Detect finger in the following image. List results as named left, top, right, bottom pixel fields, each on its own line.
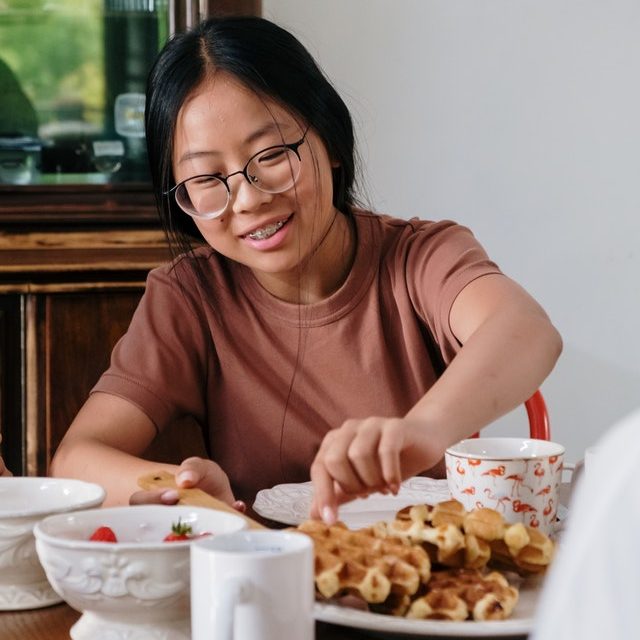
left=310, top=459, right=339, bottom=525
left=318, top=429, right=367, bottom=496
left=177, top=457, right=236, bottom=504
left=232, top=500, right=247, bottom=513
left=129, top=489, right=179, bottom=505
left=378, top=420, right=404, bottom=493
left=175, top=457, right=206, bottom=487
left=345, top=425, right=386, bottom=489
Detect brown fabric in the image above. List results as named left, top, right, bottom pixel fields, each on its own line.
left=92, top=211, right=501, bottom=504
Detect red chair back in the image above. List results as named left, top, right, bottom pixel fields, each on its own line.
left=472, top=390, right=550, bottom=440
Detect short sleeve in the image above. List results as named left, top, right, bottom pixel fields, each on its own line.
left=91, top=262, right=210, bottom=431
left=404, top=220, right=502, bottom=364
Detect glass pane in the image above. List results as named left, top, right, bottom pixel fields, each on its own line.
left=0, top=0, right=169, bottom=185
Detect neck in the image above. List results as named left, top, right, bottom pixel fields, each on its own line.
left=254, top=210, right=356, bottom=304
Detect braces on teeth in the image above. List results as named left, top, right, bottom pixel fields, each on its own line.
left=248, top=220, right=285, bottom=240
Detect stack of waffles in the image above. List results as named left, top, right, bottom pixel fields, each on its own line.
left=296, top=499, right=554, bottom=621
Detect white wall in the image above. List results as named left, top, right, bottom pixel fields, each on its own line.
left=263, top=0, right=640, bottom=463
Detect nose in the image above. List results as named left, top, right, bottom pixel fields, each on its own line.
left=228, top=172, right=273, bottom=215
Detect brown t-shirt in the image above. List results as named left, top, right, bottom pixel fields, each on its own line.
left=92, top=211, right=501, bottom=503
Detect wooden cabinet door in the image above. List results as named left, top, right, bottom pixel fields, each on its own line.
left=27, top=290, right=143, bottom=475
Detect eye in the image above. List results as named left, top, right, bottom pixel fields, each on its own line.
left=190, top=175, right=224, bottom=187
left=256, top=147, right=288, bottom=164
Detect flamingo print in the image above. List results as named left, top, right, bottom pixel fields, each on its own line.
left=483, top=488, right=511, bottom=512
left=536, top=484, right=551, bottom=496
left=529, top=515, right=540, bottom=528
left=512, top=500, right=538, bottom=513
left=533, top=462, right=545, bottom=478
left=506, top=473, right=524, bottom=497
left=543, top=499, right=554, bottom=517
left=481, top=465, right=506, bottom=478
left=462, top=486, right=476, bottom=496
left=456, top=460, right=466, bottom=475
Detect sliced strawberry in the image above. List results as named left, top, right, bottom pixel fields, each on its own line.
left=89, top=526, right=118, bottom=543
left=163, top=518, right=193, bottom=542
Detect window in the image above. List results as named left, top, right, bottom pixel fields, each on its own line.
left=0, top=0, right=169, bottom=184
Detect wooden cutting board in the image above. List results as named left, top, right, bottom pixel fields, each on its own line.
left=137, top=470, right=266, bottom=530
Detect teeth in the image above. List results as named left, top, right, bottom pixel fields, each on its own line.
left=247, top=219, right=286, bottom=240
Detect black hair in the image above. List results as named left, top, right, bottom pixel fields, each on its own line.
left=145, top=15, right=358, bottom=255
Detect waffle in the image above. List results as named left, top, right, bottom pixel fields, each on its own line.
left=406, top=568, right=519, bottom=621
left=296, top=498, right=554, bottom=622
left=375, top=500, right=554, bottom=574
left=297, top=520, right=431, bottom=604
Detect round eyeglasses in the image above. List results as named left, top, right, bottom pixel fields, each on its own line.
left=167, top=130, right=307, bottom=220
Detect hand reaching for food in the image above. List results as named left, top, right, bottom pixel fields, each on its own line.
left=129, top=457, right=245, bottom=512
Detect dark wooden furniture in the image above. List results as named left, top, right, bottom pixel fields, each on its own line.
left=0, top=182, right=172, bottom=476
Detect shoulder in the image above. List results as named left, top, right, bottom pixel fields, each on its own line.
left=142, top=246, right=227, bottom=315
left=352, top=209, right=488, bottom=262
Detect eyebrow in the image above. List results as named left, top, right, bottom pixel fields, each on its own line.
left=176, top=121, right=295, bottom=165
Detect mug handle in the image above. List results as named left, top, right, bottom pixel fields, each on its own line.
left=215, top=576, right=252, bottom=640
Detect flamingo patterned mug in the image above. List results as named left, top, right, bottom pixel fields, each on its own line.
left=445, top=437, right=565, bottom=535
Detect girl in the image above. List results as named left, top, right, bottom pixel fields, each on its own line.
left=51, top=16, right=561, bottom=524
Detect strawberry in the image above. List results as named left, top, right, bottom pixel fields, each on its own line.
left=89, top=526, right=118, bottom=543
left=163, top=518, right=194, bottom=542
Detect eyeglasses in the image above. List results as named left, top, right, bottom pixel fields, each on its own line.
left=167, top=130, right=308, bottom=220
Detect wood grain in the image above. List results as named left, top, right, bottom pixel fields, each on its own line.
left=137, top=470, right=266, bottom=530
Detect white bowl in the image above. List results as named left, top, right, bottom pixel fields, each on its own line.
left=34, top=505, right=247, bottom=640
left=0, top=476, right=106, bottom=610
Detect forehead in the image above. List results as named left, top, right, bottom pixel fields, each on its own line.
left=173, top=72, right=297, bottom=164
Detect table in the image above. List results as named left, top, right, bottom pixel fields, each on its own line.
left=0, top=601, right=530, bottom=640
left=1, top=602, right=452, bottom=640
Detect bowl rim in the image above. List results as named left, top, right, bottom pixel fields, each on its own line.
left=0, top=476, right=106, bottom=519
left=445, top=437, right=565, bottom=460
left=33, top=504, right=247, bottom=550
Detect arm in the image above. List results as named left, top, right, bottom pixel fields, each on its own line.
left=50, top=392, right=237, bottom=507
left=0, top=457, right=11, bottom=477
left=310, top=273, right=562, bottom=523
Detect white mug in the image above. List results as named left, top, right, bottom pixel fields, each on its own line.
left=191, top=530, right=315, bottom=640
left=446, top=437, right=565, bottom=535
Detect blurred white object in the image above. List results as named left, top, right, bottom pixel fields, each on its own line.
left=0, top=477, right=105, bottom=610
left=35, top=505, right=247, bottom=640
left=531, top=408, right=640, bottom=640
left=114, top=93, right=146, bottom=138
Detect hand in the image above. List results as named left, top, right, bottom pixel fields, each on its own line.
left=0, top=456, right=12, bottom=477
left=309, top=417, right=444, bottom=525
left=129, top=457, right=246, bottom=512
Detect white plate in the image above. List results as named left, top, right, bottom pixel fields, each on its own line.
left=254, top=477, right=452, bottom=529
left=314, top=574, right=543, bottom=637
left=255, top=478, right=556, bottom=637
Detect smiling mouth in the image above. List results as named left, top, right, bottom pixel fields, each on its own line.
left=244, top=217, right=290, bottom=241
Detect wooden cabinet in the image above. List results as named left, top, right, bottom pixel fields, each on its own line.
left=0, top=183, right=172, bottom=476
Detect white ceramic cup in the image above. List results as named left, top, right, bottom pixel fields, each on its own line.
left=445, top=437, right=565, bottom=535
left=191, top=529, right=315, bottom=640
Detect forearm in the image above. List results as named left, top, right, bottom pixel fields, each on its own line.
left=406, top=307, right=562, bottom=446
left=51, top=437, right=179, bottom=506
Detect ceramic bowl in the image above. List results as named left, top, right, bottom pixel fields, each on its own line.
left=0, top=476, right=105, bottom=610
left=34, top=505, right=247, bottom=640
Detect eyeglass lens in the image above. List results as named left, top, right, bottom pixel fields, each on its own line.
left=175, top=145, right=301, bottom=219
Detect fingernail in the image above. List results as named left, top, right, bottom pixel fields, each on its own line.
left=233, top=500, right=246, bottom=513
left=177, top=471, right=197, bottom=485
left=161, top=489, right=180, bottom=503
left=322, top=506, right=336, bottom=525
left=389, top=483, right=400, bottom=495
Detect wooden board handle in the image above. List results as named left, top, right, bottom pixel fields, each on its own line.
left=137, top=470, right=265, bottom=530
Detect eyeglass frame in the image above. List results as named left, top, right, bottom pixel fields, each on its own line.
left=165, top=127, right=309, bottom=220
